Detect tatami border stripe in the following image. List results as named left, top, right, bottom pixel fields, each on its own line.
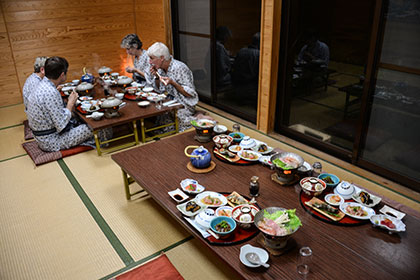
left=57, top=159, right=134, bottom=265
left=0, top=153, right=27, bottom=163
left=200, top=105, right=420, bottom=204
left=0, top=103, right=22, bottom=109
left=99, top=236, right=194, bottom=280
left=0, top=123, right=23, bottom=131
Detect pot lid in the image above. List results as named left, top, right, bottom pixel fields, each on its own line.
left=98, top=66, right=112, bottom=73
left=76, top=82, right=94, bottom=91
left=101, top=97, right=122, bottom=108
left=117, top=76, right=133, bottom=85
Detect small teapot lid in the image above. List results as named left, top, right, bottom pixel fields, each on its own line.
left=117, top=76, right=133, bottom=85
left=101, top=97, right=122, bottom=108
left=194, top=146, right=208, bottom=154
left=76, top=82, right=94, bottom=91
left=98, top=66, right=112, bottom=74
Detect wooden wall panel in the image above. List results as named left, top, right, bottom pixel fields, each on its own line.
left=135, top=0, right=166, bottom=49
left=0, top=4, right=21, bottom=105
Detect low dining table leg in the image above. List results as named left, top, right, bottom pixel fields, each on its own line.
left=174, top=110, right=179, bottom=133
left=122, top=169, right=131, bottom=200
left=140, top=118, right=146, bottom=143
left=93, top=131, right=102, bottom=156
left=133, top=120, right=139, bottom=145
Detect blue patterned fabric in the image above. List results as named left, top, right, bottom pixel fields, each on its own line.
left=22, top=73, right=42, bottom=111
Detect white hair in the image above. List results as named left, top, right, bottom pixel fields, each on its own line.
left=147, top=42, right=171, bottom=60
left=34, top=56, right=48, bottom=73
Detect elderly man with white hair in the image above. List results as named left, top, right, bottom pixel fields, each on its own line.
left=147, top=42, right=199, bottom=132
left=23, top=56, right=48, bottom=112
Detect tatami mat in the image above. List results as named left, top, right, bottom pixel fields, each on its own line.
left=63, top=151, right=190, bottom=261
left=166, top=238, right=240, bottom=280
left=0, top=104, right=26, bottom=128
left=0, top=125, right=26, bottom=161
left=205, top=111, right=420, bottom=212
left=0, top=156, right=124, bottom=280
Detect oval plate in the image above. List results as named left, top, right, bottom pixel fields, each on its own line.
left=180, top=179, right=205, bottom=194
left=352, top=190, right=382, bottom=208
left=237, top=150, right=261, bottom=162
left=340, top=202, right=375, bottom=220
left=195, top=191, right=227, bottom=207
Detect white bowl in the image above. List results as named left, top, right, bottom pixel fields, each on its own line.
left=228, top=145, right=242, bottom=153
left=334, top=181, right=355, bottom=199
left=138, top=101, right=150, bottom=107
left=142, top=86, right=154, bottom=92
left=214, top=124, right=227, bottom=134
left=240, top=244, right=269, bottom=268
left=72, top=79, right=79, bottom=85
left=91, top=112, right=104, bottom=121
left=194, top=208, right=215, bottom=229
left=324, top=193, right=344, bottom=206
left=215, top=206, right=233, bottom=217
left=179, top=179, right=205, bottom=194
left=240, top=136, right=256, bottom=149
left=115, top=93, right=124, bottom=100
left=370, top=214, right=406, bottom=233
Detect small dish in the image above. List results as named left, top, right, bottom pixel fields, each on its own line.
left=237, top=150, right=261, bottom=162
left=252, top=142, right=274, bottom=155
left=370, top=214, right=406, bottom=233
left=90, top=111, right=104, bottom=121
left=340, top=202, right=375, bottom=220
left=228, top=145, right=242, bottom=154
left=334, top=181, right=356, bottom=199
left=297, top=161, right=312, bottom=176
left=352, top=190, right=381, bottom=208
left=318, top=173, right=340, bottom=188
left=215, top=206, right=233, bottom=217
left=142, top=86, right=154, bottom=92
left=115, top=93, right=124, bottom=100
left=231, top=204, right=260, bottom=229
left=229, top=132, right=245, bottom=143
left=195, top=191, right=228, bottom=207
left=168, top=188, right=189, bottom=203
left=194, top=208, right=215, bottom=229
left=210, top=216, right=236, bottom=238
left=179, top=179, right=205, bottom=194
left=300, top=177, right=326, bottom=197
left=176, top=200, right=207, bottom=217
left=213, top=124, right=227, bottom=134
left=240, top=244, right=269, bottom=268
left=138, top=101, right=150, bottom=107
left=258, top=155, right=274, bottom=167
left=324, top=193, right=344, bottom=206
left=239, top=136, right=256, bottom=149
left=379, top=205, right=406, bottom=220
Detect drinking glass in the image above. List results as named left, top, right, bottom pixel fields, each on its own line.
left=297, top=246, right=312, bottom=278
left=233, top=123, right=241, bottom=132
left=156, top=99, right=163, bottom=110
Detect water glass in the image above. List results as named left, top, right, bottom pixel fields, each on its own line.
left=156, top=99, right=163, bottom=110
left=232, top=123, right=241, bottom=132
left=297, top=246, right=312, bottom=278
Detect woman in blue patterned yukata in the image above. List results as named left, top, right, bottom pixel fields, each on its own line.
left=26, top=57, right=99, bottom=152
left=22, top=56, right=48, bottom=112
left=120, top=34, right=151, bottom=84
left=147, top=42, right=199, bottom=132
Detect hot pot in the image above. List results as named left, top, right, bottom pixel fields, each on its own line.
left=117, top=76, right=133, bottom=88
left=101, top=97, right=122, bottom=118
left=98, top=66, right=112, bottom=77
left=76, top=82, right=94, bottom=96
left=270, top=152, right=304, bottom=184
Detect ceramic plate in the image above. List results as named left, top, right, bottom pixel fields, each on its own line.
left=240, top=244, right=269, bottom=268
left=352, top=190, right=382, bottom=208
left=142, top=86, right=154, bottom=92
left=138, top=101, right=150, bottom=107
left=176, top=200, right=207, bottom=217
left=379, top=205, right=406, bottom=220
left=252, top=142, right=273, bottom=155
left=370, top=214, right=406, bottom=233
left=324, top=193, right=344, bottom=206
left=180, top=179, right=205, bottom=194
left=168, top=188, right=189, bottom=203
left=195, top=191, right=227, bottom=207
left=237, top=150, right=261, bottom=162
left=258, top=155, right=273, bottom=167
left=228, top=145, right=242, bottom=153
left=340, top=202, right=375, bottom=220
left=215, top=206, right=233, bottom=217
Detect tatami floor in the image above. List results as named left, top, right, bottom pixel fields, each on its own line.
left=1, top=102, right=420, bottom=280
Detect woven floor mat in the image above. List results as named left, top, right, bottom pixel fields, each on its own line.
left=0, top=104, right=26, bottom=128
left=0, top=157, right=123, bottom=279
left=0, top=125, right=26, bottom=161
left=63, top=153, right=190, bottom=260
left=22, top=140, right=93, bottom=166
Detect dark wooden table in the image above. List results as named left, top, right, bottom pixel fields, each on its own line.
left=75, top=84, right=182, bottom=155
left=111, top=131, right=420, bottom=280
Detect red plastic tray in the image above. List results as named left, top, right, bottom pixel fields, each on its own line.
left=300, top=190, right=368, bottom=226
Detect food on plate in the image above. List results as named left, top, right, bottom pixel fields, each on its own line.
left=302, top=181, right=324, bottom=191
left=231, top=145, right=242, bottom=151
left=241, top=151, right=259, bottom=160
left=313, top=202, right=340, bottom=216
left=185, top=201, right=201, bottom=213
left=328, top=195, right=342, bottom=204
left=272, top=156, right=300, bottom=170
left=379, top=218, right=396, bottom=229
left=231, top=133, right=242, bottom=139
left=257, top=209, right=301, bottom=236
left=185, top=183, right=197, bottom=192
left=174, top=194, right=184, bottom=201
left=257, top=144, right=268, bottom=153
left=218, top=209, right=232, bottom=217
left=215, top=220, right=232, bottom=232
left=219, top=148, right=227, bottom=154
left=227, top=191, right=248, bottom=206
left=358, top=191, right=373, bottom=205
left=201, top=195, right=222, bottom=206
left=322, top=176, right=334, bottom=184
left=346, top=205, right=368, bottom=217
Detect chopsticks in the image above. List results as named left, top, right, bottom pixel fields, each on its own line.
left=156, top=72, right=168, bottom=85
left=207, top=230, right=220, bottom=240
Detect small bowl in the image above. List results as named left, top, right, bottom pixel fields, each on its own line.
left=228, top=145, right=242, bottom=154
left=126, top=86, right=137, bottom=95
left=334, top=181, right=355, bottom=199
left=229, top=132, right=245, bottom=143
left=194, top=208, right=215, bottom=229
left=72, top=79, right=80, bottom=85
left=213, top=124, right=227, bottom=134
left=297, top=161, right=312, bottom=177
left=231, top=204, right=260, bottom=229
left=318, top=173, right=340, bottom=188
left=91, top=112, right=104, bottom=121
left=324, top=193, right=344, bottom=206
left=239, top=136, right=256, bottom=149
left=115, top=93, right=124, bottom=100
left=212, top=134, right=233, bottom=149
left=210, top=216, right=236, bottom=238
left=138, top=101, right=150, bottom=107
left=300, top=177, right=326, bottom=197
left=215, top=206, right=233, bottom=217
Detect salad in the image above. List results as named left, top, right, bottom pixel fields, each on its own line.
left=257, top=209, right=302, bottom=236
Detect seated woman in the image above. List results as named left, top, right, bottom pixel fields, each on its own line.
left=120, top=34, right=151, bottom=84
left=147, top=42, right=199, bottom=132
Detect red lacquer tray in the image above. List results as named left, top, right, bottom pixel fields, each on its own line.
left=75, top=105, right=104, bottom=115
left=300, top=190, right=368, bottom=226
left=205, top=192, right=260, bottom=246
left=213, top=147, right=258, bottom=166
left=124, top=93, right=144, bottom=101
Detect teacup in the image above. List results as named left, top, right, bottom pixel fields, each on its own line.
left=91, top=112, right=104, bottom=121
left=115, top=93, right=124, bottom=100
left=72, top=79, right=80, bottom=86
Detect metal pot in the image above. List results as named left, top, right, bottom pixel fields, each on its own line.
left=98, top=66, right=112, bottom=77
left=117, top=76, right=133, bottom=87
left=76, top=82, right=94, bottom=96
left=270, top=152, right=304, bottom=184
left=101, top=97, right=122, bottom=118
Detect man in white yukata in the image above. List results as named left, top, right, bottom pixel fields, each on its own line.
left=120, top=34, right=151, bottom=84
left=147, top=42, right=199, bottom=132
left=22, top=56, right=48, bottom=112
left=26, top=56, right=95, bottom=152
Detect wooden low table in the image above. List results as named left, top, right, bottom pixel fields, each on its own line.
left=111, top=131, right=420, bottom=279
left=75, top=84, right=181, bottom=155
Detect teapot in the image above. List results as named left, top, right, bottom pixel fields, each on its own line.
left=81, top=67, right=95, bottom=83
left=184, top=145, right=211, bottom=169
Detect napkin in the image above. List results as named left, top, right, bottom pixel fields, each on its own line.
left=184, top=217, right=210, bottom=238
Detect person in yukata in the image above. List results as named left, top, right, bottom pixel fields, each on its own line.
left=22, top=56, right=48, bottom=112
left=215, top=26, right=233, bottom=89
left=121, top=33, right=151, bottom=84
left=297, top=30, right=330, bottom=66
left=147, top=42, right=199, bottom=132
left=26, top=56, right=97, bottom=152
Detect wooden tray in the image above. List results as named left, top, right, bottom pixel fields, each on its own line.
left=304, top=197, right=345, bottom=222
left=213, top=147, right=257, bottom=165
